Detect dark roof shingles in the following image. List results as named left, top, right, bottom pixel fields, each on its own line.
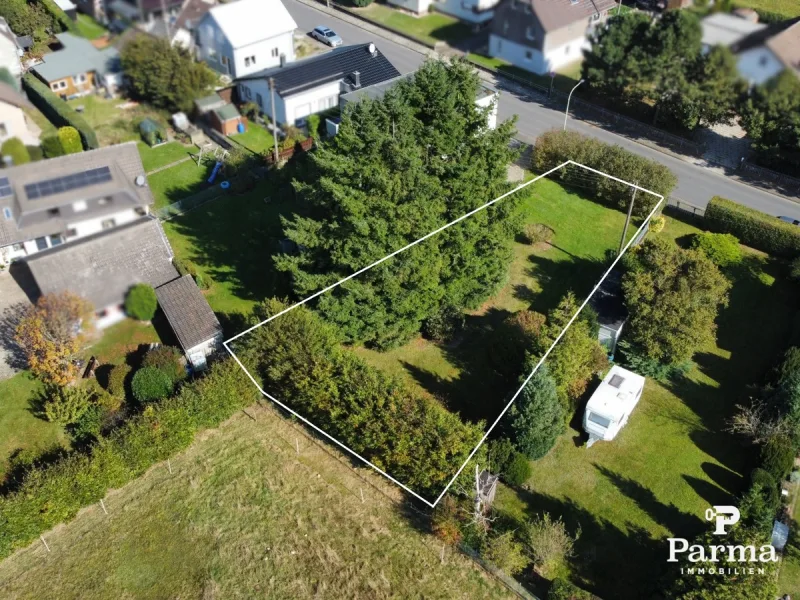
left=155, top=275, right=222, bottom=351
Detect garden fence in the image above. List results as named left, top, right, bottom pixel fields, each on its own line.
left=666, top=197, right=706, bottom=218
left=458, top=544, right=542, bottom=600
left=154, top=186, right=226, bottom=220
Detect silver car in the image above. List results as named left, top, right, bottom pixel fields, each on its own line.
left=312, top=25, right=343, bottom=47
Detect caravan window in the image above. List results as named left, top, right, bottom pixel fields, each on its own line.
left=588, top=412, right=611, bottom=429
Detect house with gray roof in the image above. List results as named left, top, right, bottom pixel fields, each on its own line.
left=0, top=141, right=152, bottom=266
left=0, top=80, right=41, bottom=147
left=156, top=275, right=223, bottom=369
left=488, top=0, right=618, bottom=75
left=238, top=42, right=401, bottom=126
left=31, top=33, right=122, bottom=99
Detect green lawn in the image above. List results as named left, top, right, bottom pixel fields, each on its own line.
left=67, top=96, right=171, bottom=147
left=75, top=14, right=108, bottom=40
left=0, top=372, right=66, bottom=480
left=732, top=0, right=800, bottom=18
left=137, top=141, right=196, bottom=174
left=0, top=406, right=514, bottom=600
left=466, top=53, right=582, bottom=94
left=162, top=182, right=294, bottom=319
left=355, top=3, right=473, bottom=46
left=231, top=124, right=275, bottom=155
left=146, top=158, right=215, bottom=209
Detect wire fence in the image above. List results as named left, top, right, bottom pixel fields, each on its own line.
left=666, top=197, right=706, bottom=218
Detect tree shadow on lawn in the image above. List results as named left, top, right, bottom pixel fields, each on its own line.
left=523, top=252, right=609, bottom=316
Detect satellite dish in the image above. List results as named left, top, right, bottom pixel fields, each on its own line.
left=135, top=175, right=146, bottom=187
left=368, top=42, right=376, bottom=55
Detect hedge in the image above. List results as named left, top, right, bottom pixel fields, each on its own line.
left=704, top=196, right=800, bottom=258
left=0, top=138, right=30, bottom=165
left=41, top=134, right=64, bottom=158
left=58, top=126, right=82, bottom=154
left=21, top=74, right=99, bottom=150
left=37, top=0, right=80, bottom=34
left=0, top=359, right=259, bottom=559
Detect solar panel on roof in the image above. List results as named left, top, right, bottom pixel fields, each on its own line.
left=24, top=167, right=112, bottom=200
left=0, top=177, right=11, bottom=199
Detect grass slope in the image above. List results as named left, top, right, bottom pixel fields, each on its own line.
left=0, top=406, right=514, bottom=600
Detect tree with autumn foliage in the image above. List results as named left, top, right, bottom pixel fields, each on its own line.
left=14, top=291, right=93, bottom=385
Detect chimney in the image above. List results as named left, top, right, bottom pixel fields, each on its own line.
left=352, top=70, right=361, bottom=88
left=279, top=53, right=286, bottom=68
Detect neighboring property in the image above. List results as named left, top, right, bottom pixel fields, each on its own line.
left=195, top=0, right=297, bottom=79
left=209, top=102, right=243, bottom=135
left=0, top=81, right=41, bottom=147
left=106, top=0, right=184, bottom=30
left=339, top=72, right=499, bottom=130
left=31, top=33, right=122, bottom=98
left=435, top=0, right=500, bottom=26
left=0, top=17, right=24, bottom=83
left=25, top=216, right=177, bottom=328
left=702, top=14, right=800, bottom=86
left=166, top=0, right=217, bottom=48
left=488, top=0, right=617, bottom=75
left=0, top=141, right=152, bottom=265
left=54, top=0, right=79, bottom=21
left=74, top=0, right=109, bottom=25
left=155, top=274, right=223, bottom=369
left=238, top=42, right=401, bottom=126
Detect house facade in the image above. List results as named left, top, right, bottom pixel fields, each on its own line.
left=0, top=18, right=23, bottom=83
left=435, top=0, right=500, bottom=26
left=238, top=42, right=400, bottom=126
left=0, top=141, right=152, bottom=266
left=195, top=0, right=297, bottom=79
left=0, top=81, right=41, bottom=148
left=31, top=33, right=122, bottom=98
left=489, top=0, right=617, bottom=75
left=107, top=0, right=184, bottom=28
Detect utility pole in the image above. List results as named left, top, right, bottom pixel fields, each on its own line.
left=619, top=183, right=638, bottom=255
left=269, top=77, right=280, bottom=165
left=563, top=79, right=584, bottom=131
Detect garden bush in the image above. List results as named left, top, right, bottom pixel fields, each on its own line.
left=57, top=126, right=82, bottom=155
left=691, top=232, right=743, bottom=267
left=26, top=145, right=43, bottom=161
left=431, top=496, right=463, bottom=545
left=524, top=513, right=578, bottom=578
left=142, top=346, right=186, bottom=384
left=484, top=530, right=530, bottom=576
left=125, top=283, right=157, bottom=321
left=21, top=74, right=98, bottom=149
left=521, top=223, right=554, bottom=245
left=790, top=257, right=800, bottom=282
left=503, top=452, right=532, bottom=486
left=307, top=113, right=321, bottom=138
left=549, top=578, right=596, bottom=600
left=173, top=257, right=198, bottom=278
left=131, top=366, right=173, bottom=403
left=41, top=134, right=64, bottom=158
left=705, top=196, right=800, bottom=258
left=0, top=137, right=30, bottom=165
left=750, top=468, right=780, bottom=510
left=649, top=215, right=666, bottom=234
left=0, top=358, right=259, bottom=559
left=107, top=363, right=131, bottom=398
left=422, top=304, right=464, bottom=342
left=760, top=434, right=796, bottom=482
left=40, top=384, right=93, bottom=425
left=617, top=340, right=691, bottom=382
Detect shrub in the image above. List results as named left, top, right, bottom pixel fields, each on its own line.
left=760, top=434, right=795, bottom=482
left=504, top=452, right=532, bottom=486
left=307, top=113, right=321, bottom=138
left=488, top=310, right=545, bottom=381
left=131, top=366, right=173, bottom=403
left=523, top=513, right=578, bottom=578
left=0, top=137, right=30, bottom=165
left=351, top=0, right=374, bottom=6
left=691, top=232, right=743, bottom=267
left=39, top=0, right=79, bottom=34
left=521, top=223, right=554, bottom=245
left=125, top=284, right=157, bottom=321
left=749, top=468, right=780, bottom=510
left=649, top=215, right=666, bottom=234
left=431, top=496, right=463, bottom=545
left=40, top=385, right=93, bottom=425
left=22, top=74, right=98, bottom=149
left=57, top=126, right=82, bottom=155
left=422, top=305, right=464, bottom=342
left=142, top=346, right=186, bottom=384
left=41, top=134, right=64, bottom=158
left=705, top=196, right=800, bottom=258
left=173, top=257, right=198, bottom=278
left=26, top=145, right=43, bottom=161
left=68, top=403, right=104, bottom=445
left=617, top=340, right=691, bottom=382
left=107, top=364, right=131, bottom=398
left=239, top=102, right=259, bottom=120
left=549, top=578, right=595, bottom=600
left=790, top=257, right=800, bottom=282
left=484, top=530, right=530, bottom=576
left=194, top=271, right=212, bottom=290
left=511, top=364, right=564, bottom=459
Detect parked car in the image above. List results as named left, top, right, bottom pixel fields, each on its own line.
left=778, top=216, right=800, bottom=226
left=311, top=26, right=343, bottom=47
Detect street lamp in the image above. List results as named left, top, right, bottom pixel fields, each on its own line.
left=563, top=78, right=585, bottom=131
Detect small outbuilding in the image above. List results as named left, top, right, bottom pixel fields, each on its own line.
left=210, top=103, right=244, bottom=136
left=589, top=271, right=627, bottom=357
left=139, top=118, right=166, bottom=146
left=155, top=275, right=223, bottom=370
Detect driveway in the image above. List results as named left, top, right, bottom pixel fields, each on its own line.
left=0, top=264, right=37, bottom=380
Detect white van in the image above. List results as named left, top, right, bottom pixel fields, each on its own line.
left=583, top=366, right=645, bottom=448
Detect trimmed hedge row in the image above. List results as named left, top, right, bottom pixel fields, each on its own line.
left=37, top=0, right=79, bottom=34
left=22, top=74, right=99, bottom=150
left=0, top=359, right=259, bottom=559
left=705, top=196, right=800, bottom=258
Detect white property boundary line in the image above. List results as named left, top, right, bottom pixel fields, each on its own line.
left=223, top=160, right=665, bottom=507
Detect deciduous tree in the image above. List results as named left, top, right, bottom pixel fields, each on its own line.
left=14, top=291, right=93, bottom=385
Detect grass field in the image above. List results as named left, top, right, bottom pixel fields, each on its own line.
left=137, top=141, right=195, bottom=173
left=0, top=405, right=515, bottom=600
left=355, top=3, right=472, bottom=46
left=75, top=14, right=108, bottom=40
left=146, top=158, right=214, bottom=208
left=231, top=124, right=275, bottom=155
left=732, top=0, right=800, bottom=18
left=67, top=96, right=170, bottom=147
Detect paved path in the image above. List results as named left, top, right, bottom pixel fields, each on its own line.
left=147, top=155, right=193, bottom=176
left=288, top=0, right=800, bottom=219
left=0, top=267, right=35, bottom=381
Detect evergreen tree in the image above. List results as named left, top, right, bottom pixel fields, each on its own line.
left=276, top=59, right=519, bottom=349
left=510, top=363, right=564, bottom=459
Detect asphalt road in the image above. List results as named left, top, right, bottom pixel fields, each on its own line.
left=287, top=0, right=800, bottom=219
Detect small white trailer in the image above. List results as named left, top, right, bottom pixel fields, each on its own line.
left=583, top=366, right=645, bottom=448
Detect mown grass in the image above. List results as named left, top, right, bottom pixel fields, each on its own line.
left=67, top=96, right=170, bottom=147
left=146, top=158, right=214, bottom=208
left=0, top=406, right=515, bottom=600
left=231, top=124, right=275, bottom=155
left=732, top=0, right=800, bottom=18
left=356, top=3, right=473, bottom=46
left=137, top=141, right=195, bottom=174
left=75, top=14, right=108, bottom=40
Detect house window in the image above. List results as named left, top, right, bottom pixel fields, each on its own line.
left=0, top=123, right=7, bottom=138
left=221, top=55, right=228, bottom=65
left=101, top=218, right=115, bottom=230
left=2, top=207, right=11, bottom=220
left=503, top=20, right=509, bottom=35
left=511, top=0, right=517, bottom=9
left=50, top=233, right=63, bottom=246
left=256, top=93, right=263, bottom=108
left=35, top=236, right=48, bottom=251
left=271, top=48, right=279, bottom=58
left=244, top=86, right=252, bottom=99
left=523, top=2, right=530, bottom=13
left=244, top=55, right=256, bottom=67
left=74, top=73, right=87, bottom=83
left=525, top=50, right=533, bottom=61
left=525, top=26, right=535, bottom=41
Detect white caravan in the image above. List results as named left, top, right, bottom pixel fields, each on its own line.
left=583, top=366, right=645, bottom=448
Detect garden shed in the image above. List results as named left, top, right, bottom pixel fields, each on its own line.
left=589, top=271, right=627, bottom=357
left=210, top=103, right=244, bottom=136
left=139, top=118, right=166, bottom=146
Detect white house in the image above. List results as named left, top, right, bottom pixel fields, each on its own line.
left=583, top=366, right=645, bottom=448
left=195, top=0, right=297, bottom=79
left=435, top=0, right=500, bottom=26
left=0, top=81, right=41, bottom=147
left=0, top=18, right=23, bottom=83
left=702, top=14, right=800, bottom=86
left=488, top=0, right=617, bottom=75
left=0, top=141, right=152, bottom=266
left=238, top=42, right=401, bottom=126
